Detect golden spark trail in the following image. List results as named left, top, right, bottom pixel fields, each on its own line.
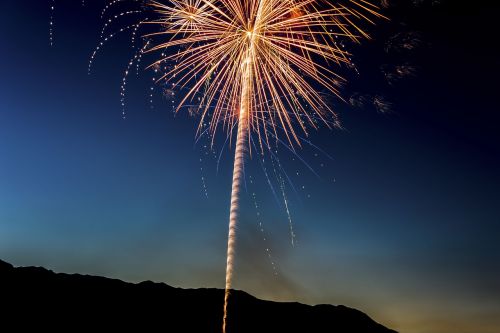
left=223, top=11, right=259, bottom=330
left=223, top=89, right=248, bottom=333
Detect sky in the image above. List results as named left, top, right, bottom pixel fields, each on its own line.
left=1, top=1, right=499, bottom=333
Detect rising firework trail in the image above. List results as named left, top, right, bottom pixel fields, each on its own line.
left=101, top=0, right=384, bottom=331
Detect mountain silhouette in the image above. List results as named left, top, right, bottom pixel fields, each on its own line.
left=0, top=259, right=396, bottom=332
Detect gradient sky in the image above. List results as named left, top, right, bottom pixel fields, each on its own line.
left=1, top=1, right=499, bottom=333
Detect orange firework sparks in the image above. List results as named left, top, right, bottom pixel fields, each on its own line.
left=143, top=0, right=384, bottom=331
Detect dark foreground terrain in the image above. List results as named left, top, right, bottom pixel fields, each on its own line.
left=0, top=259, right=396, bottom=332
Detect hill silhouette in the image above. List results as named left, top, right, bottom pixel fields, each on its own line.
left=0, top=259, right=396, bottom=332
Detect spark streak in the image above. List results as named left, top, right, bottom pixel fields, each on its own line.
left=49, top=0, right=55, bottom=46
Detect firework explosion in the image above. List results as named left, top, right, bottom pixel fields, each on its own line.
left=140, top=0, right=384, bottom=331
left=92, top=0, right=384, bottom=331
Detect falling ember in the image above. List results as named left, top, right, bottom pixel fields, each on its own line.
left=381, top=63, right=417, bottom=84
left=373, top=95, right=392, bottom=113
left=49, top=0, right=55, bottom=46
left=48, top=0, right=88, bottom=46
left=249, top=175, right=278, bottom=276
left=385, top=31, right=422, bottom=53
left=111, top=0, right=386, bottom=331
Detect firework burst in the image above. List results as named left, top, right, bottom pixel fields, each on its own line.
left=147, top=0, right=383, bottom=147
left=101, top=0, right=384, bottom=331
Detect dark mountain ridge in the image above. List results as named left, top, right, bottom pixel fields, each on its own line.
left=0, top=259, right=396, bottom=332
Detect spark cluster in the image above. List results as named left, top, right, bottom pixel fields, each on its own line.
left=146, top=0, right=384, bottom=149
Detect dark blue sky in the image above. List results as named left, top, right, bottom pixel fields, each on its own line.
left=1, top=1, right=499, bottom=333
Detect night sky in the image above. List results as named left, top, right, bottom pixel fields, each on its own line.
left=1, top=1, right=499, bottom=333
